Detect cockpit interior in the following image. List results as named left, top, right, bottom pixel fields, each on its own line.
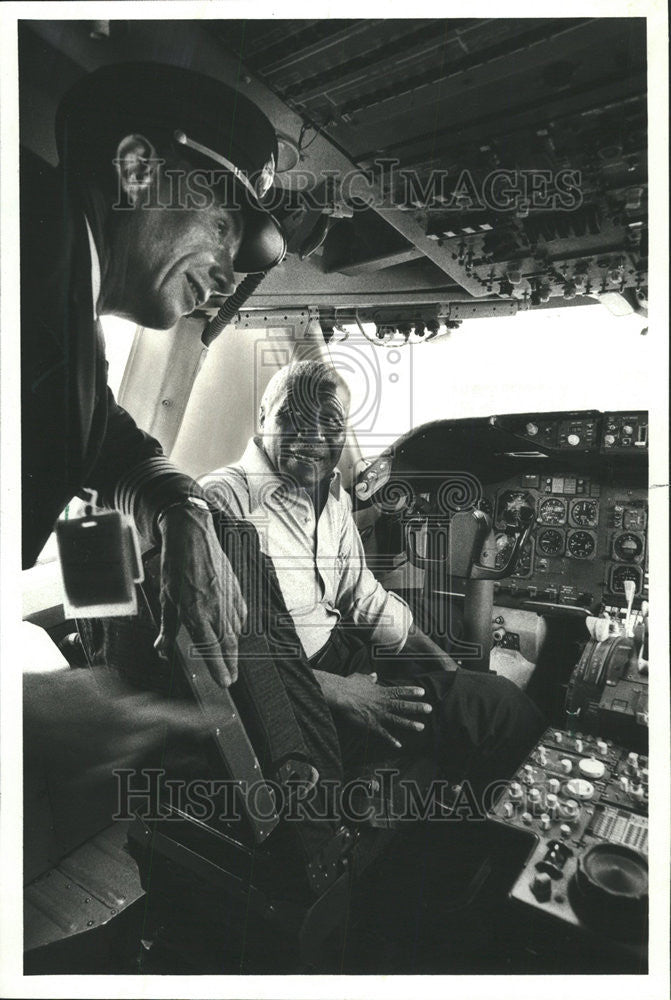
left=14, top=14, right=661, bottom=983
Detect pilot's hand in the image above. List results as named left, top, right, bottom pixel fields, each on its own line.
left=154, top=502, right=247, bottom=687
left=327, top=671, right=433, bottom=749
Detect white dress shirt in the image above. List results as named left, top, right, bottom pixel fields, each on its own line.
left=200, top=439, right=413, bottom=659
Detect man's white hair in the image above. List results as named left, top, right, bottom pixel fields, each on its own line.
left=260, top=359, right=350, bottom=416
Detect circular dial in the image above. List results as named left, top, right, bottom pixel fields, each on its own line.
left=567, top=530, right=596, bottom=559
left=494, top=533, right=533, bottom=576
left=537, top=528, right=564, bottom=556
left=538, top=497, right=567, bottom=525
left=570, top=499, right=599, bottom=527
left=613, top=532, right=644, bottom=562
left=623, top=508, right=647, bottom=531
left=609, top=565, right=642, bottom=595
left=497, top=491, right=535, bottom=528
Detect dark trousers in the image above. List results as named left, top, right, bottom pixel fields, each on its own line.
left=309, top=626, right=545, bottom=794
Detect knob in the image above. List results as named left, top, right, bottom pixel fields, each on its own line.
left=596, top=739, right=608, bottom=755
left=540, top=813, right=552, bottom=831
left=548, top=778, right=561, bottom=795
left=623, top=425, right=634, bottom=436
left=560, top=823, right=572, bottom=839
left=567, top=433, right=581, bottom=447
left=525, top=422, right=539, bottom=437
left=523, top=764, right=535, bottom=785
left=604, top=434, right=616, bottom=446
left=560, top=758, right=573, bottom=775
left=509, top=782, right=524, bottom=800
left=503, top=801, right=515, bottom=819
left=521, top=812, right=533, bottom=826
left=538, top=748, right=549, bottom=766
left=532, top=872, right=553, bottom=902
left=566, top=778, right=594, bottom=800
left=554, top=732, right=563, bottom=743
left=630, top=784, right=645, bottom=803
left=562, top=798, right=580, bottom=821
left=619, top=776, right=630, bottom=793
left=579, top=757, right=605, bottom=780
left=546, top=794, right=559, bottom=817
left=528, top=788, right=542, bottom=809
left=575, top=739, right=584, bottom=754
left=627, top=752, right=639, bottom=772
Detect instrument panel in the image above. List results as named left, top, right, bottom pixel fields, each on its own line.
left=489, top=472, right=648, bottom=610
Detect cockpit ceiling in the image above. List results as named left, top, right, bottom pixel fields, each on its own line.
left=213, top=19, right=646, bottom=170
left=19, top=18, right=648, bottom=309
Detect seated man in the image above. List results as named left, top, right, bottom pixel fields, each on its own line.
left=200, top=360, right=545, bottom=795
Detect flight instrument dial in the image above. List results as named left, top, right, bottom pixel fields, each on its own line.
left=570, top=499, right=599, bottom=528
left=538, top=498, right=567, bottom=525
left=537, top=528, right=565, bottom=556
left=567, top=530, right=596, bottom=559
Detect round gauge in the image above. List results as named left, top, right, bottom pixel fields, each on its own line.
left=609, top=565, right=642, bottom=595
left=613, top=532, right=644, bottom=562
left=538, top=497, right=567, bottom=525
left=570, top=499, right=599, bottom=528
left=567, top=530, right=596, bottom=559
left=623, top=508, right=647, bottom=531
left=537, top=528, right=564, bottom=556
left=497, top=491, right=536, bottom=528
left=494, top=533, right=533, bottom=576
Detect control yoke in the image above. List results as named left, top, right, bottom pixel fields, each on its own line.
left=406, top=506, right=536, bottom=581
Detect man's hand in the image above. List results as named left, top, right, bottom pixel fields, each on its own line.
left=154, top=503, right=247, bottom=687
left=315, top=670, right=432, bottom=749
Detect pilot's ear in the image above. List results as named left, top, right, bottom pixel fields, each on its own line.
left=114, top=134, right=159, bottom=206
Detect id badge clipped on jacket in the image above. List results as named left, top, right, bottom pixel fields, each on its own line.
left=55, top=491, right=144, bottom=618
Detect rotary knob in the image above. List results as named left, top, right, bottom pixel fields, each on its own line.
left=528, top=788, right=542, bottom=812
left=604, top=434, right=616, bottom=446
left=562, top=798, right=580, bottom=822
left=540, top=813, right=552, bottom=831
left=509, top=782, right=524, bottom=800
left=553, top=731, right=563, bottom=743
left=525, top=422, right=539, bottom=437
left=560, top=823, right=572, bottom=839
left=619, top=775, right=630, bottom=793
left=548, top=778, right=561, bottom=795
left=538, top=747, right=548, bottom=766
left=596, top=739, right=608, bottom=755
left=521, top=812, right=533, bottom=826
left=575, top=739, right=584, bottom=753
left=566, top=778, right=594, bottom=801
left=623, top=424, right=634, bottom=436
left=503, top=801, right=515, bottom=819
left=523, top=764, right=535, bottom=785
left=579, top=757, right=605, bottom=780
left=532, top=872, right=553, bottom=902
left=567, top=433, right=581, bottom=447
left=559, top=758, right=573, bottom=775
left=546, top=793, right=559, bottom=817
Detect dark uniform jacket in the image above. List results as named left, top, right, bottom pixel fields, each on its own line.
left=20, top=148, right=198, bottom=567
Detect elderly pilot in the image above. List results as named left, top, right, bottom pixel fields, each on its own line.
left=200, top=361, right=544, bottom=788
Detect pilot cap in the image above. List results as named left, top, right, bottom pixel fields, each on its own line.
left=55, top=61, right=286, bottom=274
